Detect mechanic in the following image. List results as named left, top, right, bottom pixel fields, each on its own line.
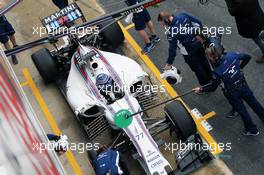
left=158, top=11, right=212, bottom=87
left=0, top=15, right=18, bottom=65
left=91, top=145, right=129, bottom=175
left=198, top=33, right=239, bottom=118
left=193, top=44, right=264, bottom=136
left=47, top=134, right=69, bottom=155
left=224, top=0, right=264, bottom=63
left=52, top=0, right=69, bottom=10
left=126, top=0, right=160, bottom=54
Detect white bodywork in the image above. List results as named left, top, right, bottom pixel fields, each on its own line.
left=66, top=45, right=171, bottom=175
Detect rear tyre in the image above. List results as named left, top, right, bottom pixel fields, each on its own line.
left=100, top=21, right=124, bottom=48
left=31, top=48, right=58, bottom=84
left=164, top=100, right=197, bottom=141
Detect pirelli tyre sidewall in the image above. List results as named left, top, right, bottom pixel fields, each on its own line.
left=164, top=100, right=197, bottom=141
left=31, top=48, right=58, bottom=84
left=100, top=21, right=124, bottom=48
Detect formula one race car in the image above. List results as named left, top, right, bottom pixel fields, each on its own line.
left=6, top=1, right=213, bottom=174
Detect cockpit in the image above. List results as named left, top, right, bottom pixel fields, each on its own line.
left=96, top=73, right=124, bottom=104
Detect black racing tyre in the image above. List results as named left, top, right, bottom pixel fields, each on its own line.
left=31, top=48, right=58, bottom=84
left=100, top=21, right=124, bottom=48
left=164, top=100, right=197, bottom=141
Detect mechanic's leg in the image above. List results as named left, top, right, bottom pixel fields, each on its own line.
left=146, top=21, right=156, bottom=35
left=223, top=90, right=239, bottom=118
left=242, top=86, right=264, bottom=122
left=138, top=30, right=151, bottom=44
left=52, top=0, right=68, bottom=9
left=198, top=48, right=213, bottom=80
left=228, top=92, right=258, bottom=133
left=3, top=41, right=12, bottom=50
left=64, top=0, right=69, bottom=6
left=9, top=34, right=17, bottom=47
left=184, top=55, right=211, bottom=86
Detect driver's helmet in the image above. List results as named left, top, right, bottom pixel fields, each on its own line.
left=96, top=73, right=114, bottom=93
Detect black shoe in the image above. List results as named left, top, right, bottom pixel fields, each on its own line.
left=150, top=35, right=160, bottom=43
left=243, top=131, right=259, bottom=136
left=141, top=43, right=155, bottom=54
left=11, top=55, right=18, bottom=65
left=226, top=110, right=239, bottom=118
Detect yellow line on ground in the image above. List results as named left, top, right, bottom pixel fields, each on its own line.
left=198, top=111, right=216, bottom=122
left=119, top=22, right=222, bottom=155
left=125, top=23, right=135, bottom=30
left=22, top=68, right=84, bottom=175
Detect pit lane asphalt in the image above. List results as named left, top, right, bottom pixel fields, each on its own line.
left=98, top=0, right=264, bottom=175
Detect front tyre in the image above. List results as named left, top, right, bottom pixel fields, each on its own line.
left=164, top=100, right=197, bottom=141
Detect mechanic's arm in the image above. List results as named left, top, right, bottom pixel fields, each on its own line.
left=193, top=73, right=221, bottom=93
left=237, top=53, right=251, bottom=69
left=166, top=37, right=178, bottom=66
left=183, top=13, right=203, bottom=27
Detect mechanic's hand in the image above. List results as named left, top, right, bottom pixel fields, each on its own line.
left=163, top=64, right=172, bottom=71
left=192, top=87, right=202, bottom=93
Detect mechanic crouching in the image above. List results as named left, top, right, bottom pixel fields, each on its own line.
left=193, top=44, right=264, bottom=136
left=89, top=145, right=129, bottom=175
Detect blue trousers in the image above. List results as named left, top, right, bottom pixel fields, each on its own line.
left=183, top=47, right=212, bottom=86
left=226, top=85, right=264, bottom=133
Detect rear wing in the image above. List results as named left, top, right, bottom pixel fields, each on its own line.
left=5, top=0, right=166, bottom=56
left=41, top=3, right=85, bottom=33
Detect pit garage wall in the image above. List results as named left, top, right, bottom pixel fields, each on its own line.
left=0, top=48, right=66, bottom=175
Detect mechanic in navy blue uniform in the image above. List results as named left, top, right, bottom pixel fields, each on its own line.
left=193, top=45, right=264, bottom=136
left=126, top=0, right=160, bottom=54
left=199, top=33, right=239, bottom=118
left=91, top=145, right=129, bottom=175
left=0, top=15, right=18, bottom=65
left=158, top=12, right=212, bottom=86
left=52, top=0, right=69, bottom=10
